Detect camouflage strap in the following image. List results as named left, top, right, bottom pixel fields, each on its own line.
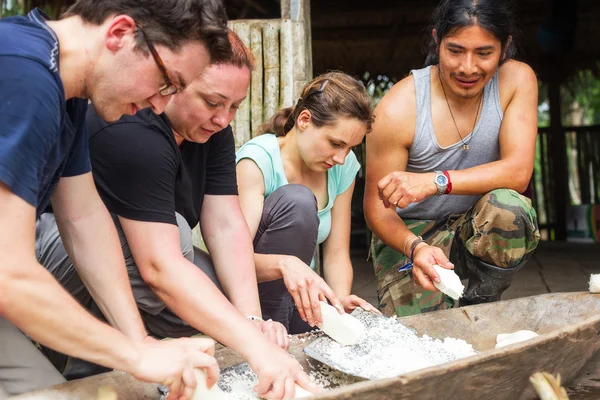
left=371, top=189, right=540, bottom=317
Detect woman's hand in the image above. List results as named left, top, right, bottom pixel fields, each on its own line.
left=250, top=319, right=290, bottom=351
left=339, top=294, right=381, bottom=315
left=279, top=256, right=343, bottom=327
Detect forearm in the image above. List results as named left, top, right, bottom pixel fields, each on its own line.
left=323, top=257, right=353, bottom=298
left=204, top=220, right=261, bottom=317
left=146, top=257, right=275, bottom=359
left=0, top=259, right=139, bottom=371
left=255, top=253, right=294, bottom=282
left=56, top=207, right=147, bottom=341
left=446, top=159, right=532, bottom=195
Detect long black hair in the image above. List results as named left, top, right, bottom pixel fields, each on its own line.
left=425, top=0, right=517, bottom=66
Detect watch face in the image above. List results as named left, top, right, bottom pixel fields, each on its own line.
left=436, top=175, right=448, bottom=185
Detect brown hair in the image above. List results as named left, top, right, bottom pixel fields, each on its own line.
left=63, top=0, right=231, bottom=63
left=258, top=72, right=373, bottom=136
left=216, top=29, right=255, bottom=71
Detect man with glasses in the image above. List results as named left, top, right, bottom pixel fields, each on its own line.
left=0, top=0, right=231, bottom=398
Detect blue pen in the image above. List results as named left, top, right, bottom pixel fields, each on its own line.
left=398, top=262, right=413, bottom=272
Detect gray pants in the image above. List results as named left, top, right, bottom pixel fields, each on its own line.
left=36, top=212, right=221, bottom=340
left=255, top=185, right=319, bottom=334
left=0, top=317, right=65, bottom=397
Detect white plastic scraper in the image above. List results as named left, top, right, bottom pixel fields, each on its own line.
left=432, top=264, right=464, bottom=300
left=319, top=301, right=365, bottom=346
left=191, top=369, right=228, bottom=400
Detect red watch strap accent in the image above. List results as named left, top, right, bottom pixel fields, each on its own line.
left=442, top=170, right=452, bottom=194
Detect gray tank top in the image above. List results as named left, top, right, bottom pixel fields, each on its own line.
left=398, top=65, right=503, bottom=220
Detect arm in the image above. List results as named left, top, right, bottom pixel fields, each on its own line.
left=322, top=181, right=381, bottom=314
left=236, top=158, right=342, bottom=325
left=442, top=61, right=538, bottom=194
left=377, top=62, right=538, bottom=209
left=119, top=216, right=318, bottom=397
left=51, top=173, right=146, bottom=341
left=0, top=182, right=218, bottom=400
left=364, top=78, right=451, bottom=290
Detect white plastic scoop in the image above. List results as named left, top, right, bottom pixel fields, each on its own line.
left=192, top=369, right=228, bottom=400
left=432, top=264, right=464, bottom=300
left=319, top=301, right=365, bottom=346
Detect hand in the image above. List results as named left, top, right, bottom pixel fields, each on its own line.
left=280, top=256, right=343, bottom=327
left=411, top=243, right=454, bottom=291
left=249, top=346, right=321, bottom=399
left=130, top=337, right=219, bottom=400
left=251, top=319, right=290, bottom=350
left=339, top=294, right=382, bottom=315
left=377, top=171, right=437, bottom=209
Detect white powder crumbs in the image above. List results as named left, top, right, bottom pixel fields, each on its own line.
left=304, top=310, right=477, bottom=380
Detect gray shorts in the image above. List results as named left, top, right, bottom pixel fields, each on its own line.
left=36, top=212, right=222, bottom=339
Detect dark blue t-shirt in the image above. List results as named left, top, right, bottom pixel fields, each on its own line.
left=0, top=9, right=90, bottom=216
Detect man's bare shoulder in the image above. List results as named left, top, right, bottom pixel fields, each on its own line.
left=371, top=74, right=417, bottom=146
left=498, top=60, right=538, bottom=96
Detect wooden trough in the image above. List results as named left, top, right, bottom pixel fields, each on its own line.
left=14, top=292, right=600, bottom=400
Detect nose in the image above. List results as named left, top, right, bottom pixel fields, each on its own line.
left=212, top=108, right=229, bottom=130
left=459, top=52, right=477, bottom=75
left=332, top=148, right=348, bottom=165
left=148, top=93, right=172, bottom=115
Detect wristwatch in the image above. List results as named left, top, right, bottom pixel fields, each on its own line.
left=433, top=170, right=449, bottom=196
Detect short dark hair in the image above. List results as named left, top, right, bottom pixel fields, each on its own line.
left=425, top=0, right=517, bottom=66
left=64, top=0, right=231, bottom=63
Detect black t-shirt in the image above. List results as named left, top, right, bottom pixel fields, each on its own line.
left=86, top=106, right=238, bottom=229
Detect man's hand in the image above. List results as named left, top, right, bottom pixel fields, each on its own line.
left=131, top=337, right=219, bottom=400
left=250, top=347, right=321, bottom=399
left=280, top=256, right=343, bottom=327
left=339, top=295, right=382, bottom=315
left=251, top=319, right=290, bottom=350
left=377, top=171, right=437, bottom=209
left=411, top=244, right=454, bottom=291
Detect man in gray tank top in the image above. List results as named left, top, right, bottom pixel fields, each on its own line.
left=364, top=0, right=540, bottom=317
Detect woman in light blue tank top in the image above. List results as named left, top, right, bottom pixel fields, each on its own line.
left=236, top=72, right=380, bottom=333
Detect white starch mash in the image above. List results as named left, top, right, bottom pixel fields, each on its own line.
left=213, top=310, right=476, bottom=399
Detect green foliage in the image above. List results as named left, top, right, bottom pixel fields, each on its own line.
left=362, top=72, right=396, bottom=108
left=561, top=68, right=600, bottom=126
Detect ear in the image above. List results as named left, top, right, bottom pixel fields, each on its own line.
left=105, top=15, right=137, bottom=53
left=432, top=29, right=438, bottom=45
left=296, top=109, right=312, bottom=131
left=502, top=35, right=513, bottom=60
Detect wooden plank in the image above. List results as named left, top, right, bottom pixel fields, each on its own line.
left=229, top=21, right=252, bottom=148
left=262, top=20, right=281, bottom=124
left=279, top=19, right=294, bottom=109
left=250, top=22, right=264, bottom=137
left=292, top=21, right=308, bottom=100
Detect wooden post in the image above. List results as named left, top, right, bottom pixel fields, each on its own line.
left=548, top=82, right=568, bottom=240
left=250, top=22, right=264, bottom=137
left=279, top=19, right=294, bottom=109
left=281, top=0, right=312, bottom=79
left=229, top=21, right=252, bottom=147
left=262, top=20, right=281, bottom=124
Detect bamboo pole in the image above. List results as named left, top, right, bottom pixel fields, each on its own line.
left=262, top=20, right=281, bottom=125
left=229, top=21, right=252, bottom=148
left=279, top=19, right=294, bottom=109
left=250, top=22, right=264, bottom=138
left=292, top=21, right=308, bottom=101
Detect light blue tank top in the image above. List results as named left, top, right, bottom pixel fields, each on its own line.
left=236, top=134, right=361, bottom=268
left=398, top=65, right=503, bottom=220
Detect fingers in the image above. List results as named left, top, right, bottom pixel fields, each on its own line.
left=320, top=285, right=343, bottom=315
left=308, top=282, right=323, bottom=326
left=283, top=377, right=296, bottom=400
left=412, top=265, right=437, bottom=291
left=258, top=376, right=284, bottom=400
left=289, top=288, right=306, bottom=322
left=185, top=337, right=215, bottom=355
left=294, top=371, right=321, bottom=394
left=351, top=295, right=382, bottom=315
left=180, top=368, right=197, bottom=400
left=165, top=375, right=182, bottom=400
left=298, top=285, right=314, bottom=326
left=193, top=353, right=220, bottom=389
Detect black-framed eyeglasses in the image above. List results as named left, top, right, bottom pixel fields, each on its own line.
left=136, top=24, right=179, bottom=96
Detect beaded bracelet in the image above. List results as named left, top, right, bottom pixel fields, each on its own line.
left=409, top=237, right=425, bottom=263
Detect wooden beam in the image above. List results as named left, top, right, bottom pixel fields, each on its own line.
left=548, top=82, right=568, bottom=240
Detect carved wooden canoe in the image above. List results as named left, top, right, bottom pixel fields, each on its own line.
left=14, top=292, right=600, bottom=400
